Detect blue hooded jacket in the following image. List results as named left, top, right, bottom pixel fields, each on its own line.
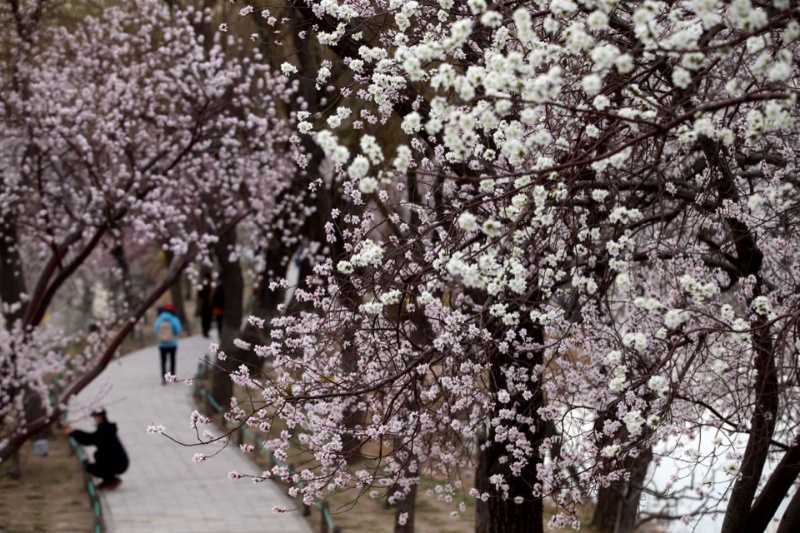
left=154, top=311, right=182, bottom=348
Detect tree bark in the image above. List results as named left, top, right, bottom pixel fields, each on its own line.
left=250, top=242, right=290, bottom=340
left=210, top=226, right=245, bottom=406
left=776, top=487, right=800, bottom=533
left=719, top=325, right=776, bottom=533
left=163, top=248, right=190, bottom=331
left=699, top=137, right=778, bottom=533
left=109, top=234, right=135, bottom=317
left=394, top=481, right=417, bottom=533
left=745, top=439, right=800, bottom=532
left=592, top=448, right=653, bottom=533
left=475, top=435, right=544, bottom=533
left=0, top=222, right=28, bottom=328
left=475, top=323, right=545, bottom=533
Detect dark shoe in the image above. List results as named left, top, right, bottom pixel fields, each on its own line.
left=98, top=479, right=122, bottom=490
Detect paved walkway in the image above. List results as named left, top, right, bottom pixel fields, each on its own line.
left=68, top=335, right=313, bottom=533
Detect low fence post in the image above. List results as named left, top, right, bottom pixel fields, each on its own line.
left=204, top=390, right=212, bottom=417
left=321, top=502, right=330, bottom=533
left=193, top=362, right=343, bottom=533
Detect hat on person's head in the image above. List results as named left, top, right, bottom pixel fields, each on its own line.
left=163, top=303, right=176, bottom=312
left=90, top=408, right=106, bottom=418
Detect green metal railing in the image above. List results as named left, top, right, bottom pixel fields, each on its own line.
left=68, top=438, right=104, bottom=533
left=51, top=378, right=103, bottom=533
left=195, top=357, right=340, bottom=533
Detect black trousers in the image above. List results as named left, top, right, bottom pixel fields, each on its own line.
left=87, top=462, right=120, bottom=483
left=160, top=346, right=177, bottom=379
left=200, top=307, right=212, bottom=337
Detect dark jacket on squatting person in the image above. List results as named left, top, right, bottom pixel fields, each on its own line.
left=69, top=411, right=129, bottom=485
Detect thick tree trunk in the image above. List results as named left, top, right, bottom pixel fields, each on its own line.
left=80, top=279, right=94, bottom=326
left=394, top=481, right=417, bottom=533
left=250, top=242, right=290, bottom=339
left=110, top=235, right=135, bottom=316
left=745, top=439, right=800, bottom=532
left=0, top=222, right=28, bottom=328
left=0, top=222, right=48, bottom=450
left=699, top=137, right=778, bottom=533
left=210, top=227, right=245, bottom=406
left=475, top=323, right=545, bottom=533
left=592, top=448, right=653, bottom=533
left=475, top=431, right=544, bottom=533
left=776, top=487, right=800, bottom=533
left=339, top=342, right=364, bottom=464
left=163, top=249, right=190, bottom=332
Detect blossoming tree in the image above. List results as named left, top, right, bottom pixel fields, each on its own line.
left=200, top=0, right=800, bottom=531
left=0, top=0, right=296, bottom=465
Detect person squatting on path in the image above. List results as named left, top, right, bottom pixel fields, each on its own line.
left=154, top=303, right=182, bottom=383
left=65, top=408, right=129, bottom=490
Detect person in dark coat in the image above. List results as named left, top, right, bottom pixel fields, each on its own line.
left=65, top=408, right=129, bottom=490
left=210, top=279, right=225, bottom=337
left=197, top=272, right=213, bottom=338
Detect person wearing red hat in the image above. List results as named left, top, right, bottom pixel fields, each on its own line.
left=154, top=303, right=182, bottom=384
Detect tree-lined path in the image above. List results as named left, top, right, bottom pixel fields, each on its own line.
left=67, top=335, right=312, bottom=533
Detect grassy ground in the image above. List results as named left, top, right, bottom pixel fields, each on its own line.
left=291, top=479, right=600, bottom=533
left=0, top=435, right=95, bottom=533
left=216, top=388, right=602, bottom=533
left=0, top=319, right=611, bottom=533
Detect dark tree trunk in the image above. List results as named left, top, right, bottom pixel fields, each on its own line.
left=0, top=222, right=47, bottom=448
left=210, top=227, right=245, bottom=405
left=338, top=342, right=364, bottom=464
left=475, top=434, right=544, bottom=533
left=700, top=137, right=777, bottom=533
left=745, top=439, right=800, bottom=532
left=720, top=324, right=776, bottom=533
left=184, top=272, right=193, bottom=303
left=231, top=245, right=288, bottom=394
left=168, top=279, right=189, bottom=333
left=394, top=481, right=417, bottom=533
left=80, top=278, right=94, bottom=324
left=109, top=234, right=135, bottom=316
left=777, top=487, right=800, bottom=533
left=475, top=323, right=545, bottom=533
left=163, top=249, right=190, bottom=332
left=250, top=242, right=290, bottom=340
left=592, top=448, right=653, bottom=533
left=0, top=222, right=28, bottom=328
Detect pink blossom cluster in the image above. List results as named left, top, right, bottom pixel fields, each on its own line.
left=212, top=0, right=800, bottom=529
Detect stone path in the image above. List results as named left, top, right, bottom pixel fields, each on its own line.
left=68, top=335, right=312, bottom=533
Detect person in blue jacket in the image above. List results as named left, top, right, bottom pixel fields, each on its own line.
left=154, top=303, right=182, bottom=383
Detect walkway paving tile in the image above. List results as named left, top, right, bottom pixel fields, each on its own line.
left=69, top=335, right=312, bottom=533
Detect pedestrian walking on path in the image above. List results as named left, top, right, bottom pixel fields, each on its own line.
left=211, top=280, right=225, bottom=337
left=197, top=272, right=214, bottom=338
left=69, top=335, right=313, bottom=533
left=154, top=303, right=182, bottom=383
left=65, top=408, right=129, bottom=490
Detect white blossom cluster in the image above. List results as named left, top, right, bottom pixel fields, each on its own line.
left=227, top=0, right=800, bottom=525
